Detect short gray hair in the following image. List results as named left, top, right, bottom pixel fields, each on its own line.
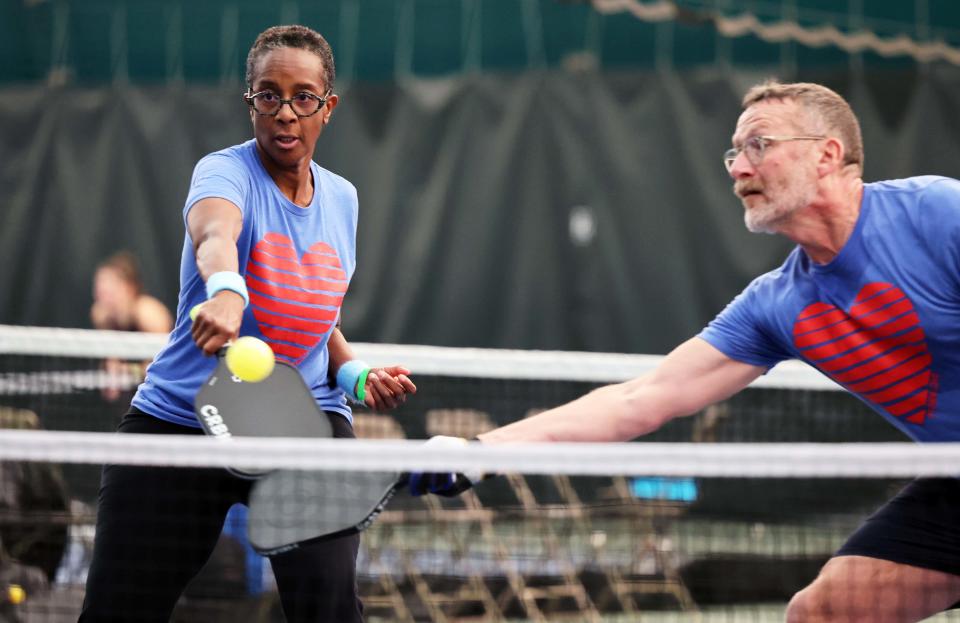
left=743, top=80, right=863, bottom=172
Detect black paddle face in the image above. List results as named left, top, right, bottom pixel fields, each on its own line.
left=194, top=358, right=332, bottom=477
left=247, top=469, right=403, bottom=554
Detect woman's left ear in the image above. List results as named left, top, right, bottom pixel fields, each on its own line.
left=322, top=94, right=339, bottom=125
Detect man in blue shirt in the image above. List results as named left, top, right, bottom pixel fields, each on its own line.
left=80, top=25, right=416, bottom=623
left=427, top=82, right=960, bottom=621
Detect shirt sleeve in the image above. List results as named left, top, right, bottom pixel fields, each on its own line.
left=918, top=177, right=960, bottom=288
left=183, top=152, right=249, bottom=224
left=697, top=277, right=793, bottom=369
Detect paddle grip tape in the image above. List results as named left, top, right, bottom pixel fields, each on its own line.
left=206, top=271, right=249, bottom=308
left=336, top=360, right=371, bottom=403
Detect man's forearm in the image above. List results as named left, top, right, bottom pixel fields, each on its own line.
left=478, top=378, right=673, bottom=444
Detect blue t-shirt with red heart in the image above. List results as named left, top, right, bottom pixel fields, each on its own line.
left=133, top=139, right=358, bottom=427
left=699, top=176, right=960, bottom=442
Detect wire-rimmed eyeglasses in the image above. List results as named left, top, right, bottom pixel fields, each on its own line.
left=723, top=135, right=826, bottom=172
left=244, top=89, right=333, bottom=118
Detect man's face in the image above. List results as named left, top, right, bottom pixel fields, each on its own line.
left=728, top=99, right=820, bottom=234
left=248, top=47, right=337, bottom=172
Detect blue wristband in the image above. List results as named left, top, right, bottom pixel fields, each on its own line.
left=206, top=271, right=249, bottom=308
left=336, top=359, right=371, bottom=403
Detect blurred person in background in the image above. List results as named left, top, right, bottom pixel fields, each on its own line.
left=90, top=250, right=173, bottom=334
left=90, top=251, right=173, bottom=401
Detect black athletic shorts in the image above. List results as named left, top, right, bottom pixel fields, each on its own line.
left=837, top=477, right=960, bottom=577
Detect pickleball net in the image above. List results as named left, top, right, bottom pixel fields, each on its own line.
left=2, top=324, right=957, bottom=622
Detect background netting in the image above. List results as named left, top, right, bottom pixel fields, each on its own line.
left=1, top=325, right=956, bottom=622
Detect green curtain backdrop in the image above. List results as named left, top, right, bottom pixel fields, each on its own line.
left=3, top=66, right=960, bottom=353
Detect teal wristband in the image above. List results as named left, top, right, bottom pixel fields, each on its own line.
left=336, top=360, right=371, bottom=403
left=206, top=271, right=249, bottom=308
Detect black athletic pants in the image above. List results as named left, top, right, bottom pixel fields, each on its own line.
left=78, top=408, right=363, bottom=623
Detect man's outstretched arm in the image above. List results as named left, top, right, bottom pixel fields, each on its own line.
left=478, top=337, right=765, bottom=444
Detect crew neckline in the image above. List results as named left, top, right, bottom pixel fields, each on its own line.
left=807, top=184, right=870, bottom=275
left=247, top=139, right=320, bottom=218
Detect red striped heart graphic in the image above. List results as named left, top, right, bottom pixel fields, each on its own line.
left=245, top=232, right=347, bottom=364
left=792, top=282, right=936, bottom=424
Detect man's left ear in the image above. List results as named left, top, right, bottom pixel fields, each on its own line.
left=820, top=137, right=845, bottom=173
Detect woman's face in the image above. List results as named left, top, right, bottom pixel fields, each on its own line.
left=248, top=47, right=337, bottom=174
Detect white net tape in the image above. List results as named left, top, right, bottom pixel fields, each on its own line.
left=1, top=429, right=956, bottom=478
left=0, top=324, right=840, bottom=390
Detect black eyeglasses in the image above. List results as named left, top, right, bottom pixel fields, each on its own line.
left=723, top=135, right=826, bottom=172
left=244, top=89, right=332, bottom=118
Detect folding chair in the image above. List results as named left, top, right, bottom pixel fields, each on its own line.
left=588, top=408, right=717, bottom=615
left=426, top=409, right=601, bottom=622
left=351, top=413, right=416, bottom=623
left=356, top=411, right=502, bottom=622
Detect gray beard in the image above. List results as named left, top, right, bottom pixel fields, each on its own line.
left=744, top=208, right=782, bottom=234
left=743, top=183, right=816, bottom=234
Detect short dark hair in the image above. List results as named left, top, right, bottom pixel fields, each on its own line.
left=245, top=25, right=335, bottom=93
left=98, top=251, right=143, bottom=294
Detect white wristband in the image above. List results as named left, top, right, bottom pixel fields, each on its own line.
left=206, top=271, right=249, bottom=308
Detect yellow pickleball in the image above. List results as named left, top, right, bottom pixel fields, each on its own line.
left=7, top=584, right=25, bottom=605
left=225, top=336, right=275, bottom=382
left=189, top=303, right=204, bottom=322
